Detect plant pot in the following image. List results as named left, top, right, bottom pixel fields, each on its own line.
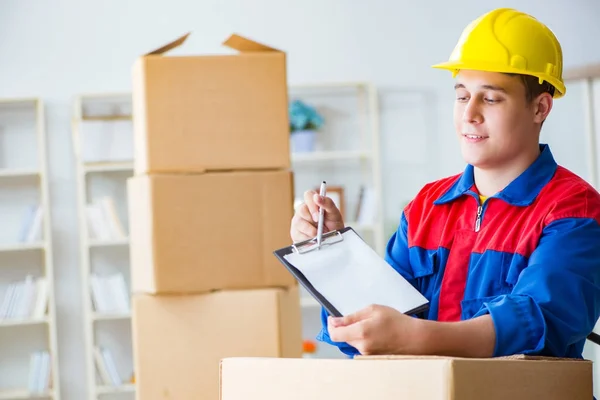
left=290, top=129, right=316, bottom=153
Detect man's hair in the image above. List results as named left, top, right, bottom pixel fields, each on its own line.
left=508, top=74, right=556, bottom=103
left=504, top=73, right=555, bottom=127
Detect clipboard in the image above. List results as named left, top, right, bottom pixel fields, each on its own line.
left=273, top=227, right=429, bottom=318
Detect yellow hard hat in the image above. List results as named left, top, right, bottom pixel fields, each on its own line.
left=432, top=8, right=566, bottom=98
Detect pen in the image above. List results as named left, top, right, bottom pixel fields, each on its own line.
left=317, top=181, right=326, bottom=249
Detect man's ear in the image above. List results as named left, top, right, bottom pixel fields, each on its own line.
left=533, top=93, right=553, bottom=124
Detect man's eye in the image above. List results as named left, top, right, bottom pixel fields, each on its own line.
left=485, top=98, right=500, bottom=104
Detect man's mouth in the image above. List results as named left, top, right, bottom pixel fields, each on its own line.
left=463, top=134, right=487, bottom=139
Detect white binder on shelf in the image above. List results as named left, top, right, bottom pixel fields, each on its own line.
left=274, top=227, right=429, bottom=317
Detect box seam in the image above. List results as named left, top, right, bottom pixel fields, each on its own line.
left=448, top=359, right=455, bottom=400
left=149, top=177, right=158, bottom=292
left=218, top=359, right=223, bottom=400
left=261, top=174, right=269, bottom=285
left=276, top=290, right=283, bottom=356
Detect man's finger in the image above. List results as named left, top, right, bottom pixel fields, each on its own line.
left=313, top=194, right=343, bottom=222
left=294, top=216, right=318, bottom=239
left=303, top=190, right=318, bottom=219
left=292, top=232, right=313, bottom=242
left=313, top=194, right=338, bottom=213
left=328, top=320, right=368, bottom=344
left=329, top=306, right=373, bottom=328
left=297, top=204, right=315, bottom=224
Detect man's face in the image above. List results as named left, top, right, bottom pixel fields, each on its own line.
left=453, top=70, right=542, bottom=169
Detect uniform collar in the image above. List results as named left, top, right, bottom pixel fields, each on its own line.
left=434, top=144, right=558, bottom=206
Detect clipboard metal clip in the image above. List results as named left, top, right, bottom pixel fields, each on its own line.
left=291, top=230, right=344, bottom=255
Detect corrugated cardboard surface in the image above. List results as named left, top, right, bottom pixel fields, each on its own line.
left=128, top=170, right=296, bottom=294
left=219, top=355, right=592, bottom=400
left=133, top=287, right=302, bottom=400
left=132, top=49, right=290, bottom=174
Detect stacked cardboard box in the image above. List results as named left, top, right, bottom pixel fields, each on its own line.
left=128, top=33, right=302, bottom=400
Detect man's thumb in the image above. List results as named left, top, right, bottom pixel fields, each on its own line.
left=329, top=308, right=370, bottom=327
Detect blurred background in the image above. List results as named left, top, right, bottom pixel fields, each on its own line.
left=0, top=1, right=599, bottom=399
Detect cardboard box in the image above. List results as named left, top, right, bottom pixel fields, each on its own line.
left=127, top=170, right=296, bottom=294
left=220, top=355, right=592, bottom=400
left=132, top=287, right=302, bottom=400
left=132, top=33, right=290, bottom=174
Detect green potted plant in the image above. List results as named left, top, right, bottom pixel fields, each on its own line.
left=289, top=99, right=324, bottom=153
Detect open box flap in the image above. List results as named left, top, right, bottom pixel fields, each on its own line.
left=144, top=32, right=191, bottom=56
left=222, top=33, right=282, bottom=53
left=142, top=32, right=280, bottom=56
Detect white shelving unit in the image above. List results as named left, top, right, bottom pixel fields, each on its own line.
left=71, top=93, right=135, bottom=400
left=0, top=98, right=60, bottom=398
left=563, top=64, right=600, bottom=190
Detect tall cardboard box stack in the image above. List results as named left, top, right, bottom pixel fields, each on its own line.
left=128, top=33, right=302, bottom=400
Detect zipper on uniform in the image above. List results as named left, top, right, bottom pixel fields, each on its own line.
left=474, top=205, right=482, bottom=232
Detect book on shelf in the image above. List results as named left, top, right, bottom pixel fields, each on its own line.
left=18, top=204, right=43, bottom=243
left=28, top=350, right=52, bottom=394
left=86, top=196, right=127, bottom=241
left=94, top=346, right=122, bottom=386
left=90, top=272, right=130, bottom=314
left=354, top=186, right=377, bottom=225
left=0, top=275, right=48, bottom=321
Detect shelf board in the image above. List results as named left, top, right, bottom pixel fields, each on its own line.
left=290, top=81, right=368, bottom=90
left=0, top=242, right=45, bottom=253
left=564, top=63, right=600, bottom=80
left=96, top=384, right=135, bottom=394
left=0, top=316, right=49, bottom=328
left=81, top=115, right=132, bottom=121
left=0, top=168, right=40, bottom=178
left=291, top=150, right=371, bottom=163
left=345, top=222, right=376, bottom=232
left=92, top=312, right=131, bottom=321
left=83, top=162, right=133, bottom=173
left=0, top=389, right=53, bottom=399
left=0, top=98, right=38, bottom=105
left=88, top=238, right=129, bottom=248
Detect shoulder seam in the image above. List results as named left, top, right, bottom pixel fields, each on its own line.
left=544, top=185, right=600, bottom=224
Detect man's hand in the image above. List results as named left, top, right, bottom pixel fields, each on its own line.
left=327, top=304, right=497, bottom=358
left=290, top=190, right=344, bottom=243
left=327, top=305, right=426, bottom=355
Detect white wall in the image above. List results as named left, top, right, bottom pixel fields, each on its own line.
left=1, top=0, right=600, bottom=399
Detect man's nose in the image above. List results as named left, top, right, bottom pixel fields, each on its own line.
left=462, top=99, right=483, bottom=124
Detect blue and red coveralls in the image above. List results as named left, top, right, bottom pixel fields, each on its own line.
left=318, top=144, right=600, bottom=358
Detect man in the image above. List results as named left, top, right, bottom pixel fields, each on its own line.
left=289, top=8, right=600, bottom=359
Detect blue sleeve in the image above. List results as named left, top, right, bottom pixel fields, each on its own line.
left=474, top=217, right=600, bottom=357
left=384, top=212, right=419, bottom=289
left=315, top=211, right=417, bottom=357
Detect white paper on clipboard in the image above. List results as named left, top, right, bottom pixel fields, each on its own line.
left=283, top=229, right=429, bottom=316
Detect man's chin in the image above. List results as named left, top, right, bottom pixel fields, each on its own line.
left=460, top=149, right=489, bottom=168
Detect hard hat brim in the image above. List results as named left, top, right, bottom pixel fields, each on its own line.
left=432, top=61, right=565, bottom=98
